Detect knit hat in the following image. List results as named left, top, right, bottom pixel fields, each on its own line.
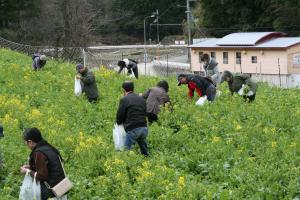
left=23, top=128, right=43, bottom=143
left=157, top=80, right=169, bottom=92
left=76, top=64, right=84, bottom=72
left=221, top=70, right=233, bottom=83
left=118, top=60, right=126, bottom=67
left=122, top=81, right=134, bottom=92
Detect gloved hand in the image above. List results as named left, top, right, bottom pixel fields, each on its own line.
left=246, top=91, right=254, bottom=96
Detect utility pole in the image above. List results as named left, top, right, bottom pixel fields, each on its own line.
left=156, top=9, right=159, bottom=44
left=186, top=0, right=195, bottom=64
left=186, top=0, right=192, bottom=46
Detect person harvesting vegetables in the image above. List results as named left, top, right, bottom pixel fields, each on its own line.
left=221, top=70, right=258, bottom=102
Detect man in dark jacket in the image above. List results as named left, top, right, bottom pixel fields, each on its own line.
left=142, top=80, right=170, bottom=123
left=117, top=58, right=139, bottom=79
left=116, top=81, right=148, bottom=156
left=32, top=53, right=47, bottom=71
left=201, top=54, right=221, bottom=85
left=221, top=70, right=258, bottom=102
left=76, top=64, right=99, bottom=103
left=177, top=74, right=217, bottom=101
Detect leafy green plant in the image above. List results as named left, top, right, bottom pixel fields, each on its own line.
left=0, top=48, right=300, bottom=199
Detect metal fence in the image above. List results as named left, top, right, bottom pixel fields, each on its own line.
left=0, top=36, right=191, bottom=77
left=0, top=36, right=84, bottom=63
left=84, top=47, right=191, bottom=77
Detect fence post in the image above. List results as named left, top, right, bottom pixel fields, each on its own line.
left=166, top=54, right=169, bottom=77
left=81, top=48, right=86, bottom=68
left=144, top=53, right=147, bottom=76
left=278, top=58, right=281, bottom=87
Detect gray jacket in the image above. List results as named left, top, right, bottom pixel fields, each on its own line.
left=203, top=59, right=220, bottom=84
left=142, top=86, right=170, bottom=115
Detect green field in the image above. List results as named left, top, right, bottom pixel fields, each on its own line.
left=0, top=48, right=300, bottom=199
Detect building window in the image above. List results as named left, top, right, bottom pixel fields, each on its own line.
left=223, top=52, right=228, bottom=64
left=251, top=56, right=257, bottom=63
left=198, top=52, right=203, bottom=63
left=236, top=52, right=241, bottom=64
left=211, top=52, right=216, bottom=59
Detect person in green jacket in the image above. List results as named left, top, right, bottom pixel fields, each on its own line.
left=221, top=70, right=258, bottom=102
left=76, top=64, right=99, bottom=103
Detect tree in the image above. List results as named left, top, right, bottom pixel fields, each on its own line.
left=193, top=0, right=300, bottom=37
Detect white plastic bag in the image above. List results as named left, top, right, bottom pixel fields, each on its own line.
left=19, top=172, right=41, bottom=200
left=128, top=73, right=136, bottom=79
left=49, top=195, right=68, bottom=200
left=74, top=77, right=82, bottom=96
left=238, top=84, right=245, bottom=96
left=113, top=124, right=126, bottom=151
left=196, top=96, right=207, bottom=106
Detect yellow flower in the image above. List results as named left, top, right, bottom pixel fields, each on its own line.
left=289, top=142, right=297, bottom=148
left=271, top=141, right=277, bottom=148
left=212, top=136, right=221, bottom=143
left=142, top=161, right=150, bottom=168
left=30, top=108, right=42, bottom=118
left=178, top=176, right=185, bottom=187
left=235, top=124, right=242, bottom=131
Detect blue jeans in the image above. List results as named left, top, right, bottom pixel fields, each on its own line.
left=125, top=127, right=148, bottom=156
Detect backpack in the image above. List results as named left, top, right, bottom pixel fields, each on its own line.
left=32, top=53, right=41, bottom=60
left=128, top=58, right=138, bottom=64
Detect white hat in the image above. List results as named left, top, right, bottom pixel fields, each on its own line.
left=40, top=55, right=47, bottom=61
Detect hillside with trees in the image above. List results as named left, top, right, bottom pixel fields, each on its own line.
left=0, top=0, right=300, bottom=46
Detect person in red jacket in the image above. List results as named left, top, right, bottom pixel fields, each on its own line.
left=177, top=74, right=216, bottom=101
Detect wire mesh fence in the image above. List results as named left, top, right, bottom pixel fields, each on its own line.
left=84, top=47, right=191, bottom=77
left=0, top=36, right=84, bottom=63
left=0, top=36, right=191, bottom=77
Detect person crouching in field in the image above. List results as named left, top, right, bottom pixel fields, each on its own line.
left=76, top=64, right=99, bottom=103
left=116, top=81, right=149, bottom=156
left=20, top=128, right=67, bottom=200
left=141, top=80, right=171, bottom=123
left=221, top=70, right=258, bottom=102
left=117, top=58, right=139, bottom=79
left=32, top=53, right=47, bottom=71
left=177, top=74, right=217, bottom=102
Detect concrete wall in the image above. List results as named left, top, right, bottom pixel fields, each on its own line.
left=252, top=74, right=300, bottom=88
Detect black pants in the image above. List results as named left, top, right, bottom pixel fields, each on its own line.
left=205, top=84, right=216, bottom=101
left=147, top=113, right=158, bottom=123
left=244, top=94, right=256, bottom=102
left=127, top=67, right=138, bottom=79
left=88, top=97, right=98, bottom=103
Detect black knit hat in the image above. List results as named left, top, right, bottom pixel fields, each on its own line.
left=23, top=128, right=43, bottom=143
left=118, top=60, right=126, bottom=67
left=122, top=81, right=134, bottom=92
left=157, top=80, right=169, bottom=92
